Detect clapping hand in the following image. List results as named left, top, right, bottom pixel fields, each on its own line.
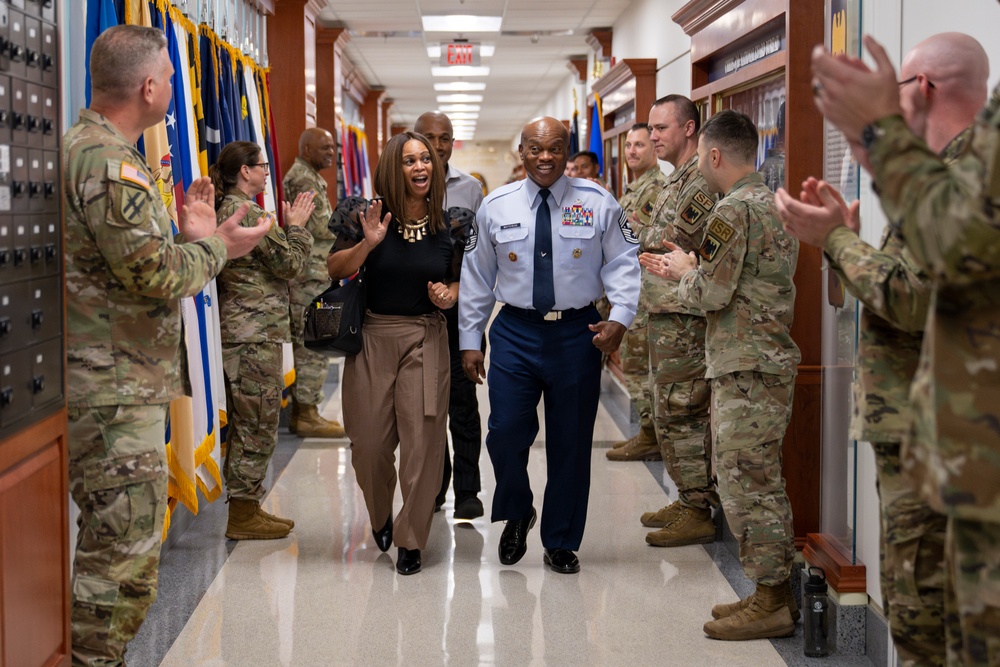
left=775, top=178, right=860, bottom=248
left=639, top=241, right=697, bottom=280
left=283, top=191, right=316, bottom=227
left=178, top=177, right=220, bottom=241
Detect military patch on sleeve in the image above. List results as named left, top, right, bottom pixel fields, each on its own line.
left=642, top=201, right=653, bottom=216
left=699, top=233, right=723, bottom=262
left=708, top=218, right=735, bottom=243
left=680, top=190, right=714, bottom=225
left=680, top=203, right=704, bottom=225
left=693, top=190, right=714, bottom=210
left=119, top=188, right=149, bottom=225
left=618, top=209, right=638, bottom=244
left=465, top=222, right=479, bottom=251
left=119, top=162, right=151, bottom=189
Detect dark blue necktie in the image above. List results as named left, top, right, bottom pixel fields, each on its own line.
left=532, top=188, right=555, bottom=314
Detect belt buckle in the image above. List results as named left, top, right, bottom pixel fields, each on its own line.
left=543, top=311, right=561, bottom=321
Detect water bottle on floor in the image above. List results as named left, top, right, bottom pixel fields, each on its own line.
left=803, top=566, right=830, bottom=657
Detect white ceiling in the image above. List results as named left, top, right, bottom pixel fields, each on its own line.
left=315, top=0, right=634, bottom=142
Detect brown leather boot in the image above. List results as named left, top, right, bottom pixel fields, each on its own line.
left=255, top=500, right=294, bottom=529
left=704, top=581, right=797, bottom=640
left=606, top=425, right=660, bottom=461
left=712, top=580, right=800, bottom=622
left=645, top=505, right=715, bottom=547
left=640, top=500, right=682, bottom=527
left=226, top=498, right=291, bottom=540
left=294, top=404, right=346, bottom=438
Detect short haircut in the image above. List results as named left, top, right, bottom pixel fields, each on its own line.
left=699, top=110, right=758, bottom=165
left=652, top=94, right=700, bottom=133
left=629, top=123, right=650, bottom=134
left=90, top=25, right=167, bottom=100
left=571, top=151, right=599, bottom=166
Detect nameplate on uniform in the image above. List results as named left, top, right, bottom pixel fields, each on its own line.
left=562, top=202, right=594, bottom=226
left=500, top=223, right=521, bottom=230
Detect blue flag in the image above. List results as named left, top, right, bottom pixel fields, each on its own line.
left=236, top=60, right=256, bottom=143
left=589, top=95, right=604, bottom=177
left=569, top=109, right=580, bottom=156
left=166, top=16, right=195, bottom=189
left=217, top=46, right=237, bottom=145
left=84, top=0, right=119, bottom=106
left=200, top=30, right=223, bottom=165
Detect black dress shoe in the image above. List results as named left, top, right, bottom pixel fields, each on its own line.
left=498, top=508, right=536, bottom=565
left=396, top=547, right=422, bottom=575
left=454, top=496, right=484, bottom=520
left=372, top=515, right=392, bottom=552
left=543, top=548, right=580, bottom=574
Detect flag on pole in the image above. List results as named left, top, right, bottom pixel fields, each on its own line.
left=569, top=109, right=580, bottom=156
left=200, top=26, right=224, bottom=165
left=85, top=0, right=119, bottom=106
left=588, top=93, right=604, bottom=177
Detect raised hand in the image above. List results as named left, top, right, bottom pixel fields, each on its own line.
left=215, top=202, right=272, bottom=259
left=361, top=198, right=390, bottom=248
left=179, top=177, right=219, bottom=241
left=283, top=191, right=316, bottom=228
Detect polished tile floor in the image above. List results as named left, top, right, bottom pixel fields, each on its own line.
left=130, top=360, right=868, bottom=666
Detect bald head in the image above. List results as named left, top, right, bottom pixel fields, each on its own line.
left=299, top=127, right=336, bottom=171
left=415, top=112, right=455, bottom=166
left=520, top=117, right=569, bottom=146
left=519, top=117, right=569, bottom=189
left=899, top=32, right=989, bottom=152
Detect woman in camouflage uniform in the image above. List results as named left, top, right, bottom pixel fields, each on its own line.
left=210, top=141, right=315, bottom=540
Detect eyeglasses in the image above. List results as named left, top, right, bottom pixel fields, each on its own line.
left=898, top=76, right=935, bottom=89
left=251, top=162, right=270, bottom=171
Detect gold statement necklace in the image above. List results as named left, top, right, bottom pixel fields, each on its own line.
left=399, top=214, right=430, bottom=242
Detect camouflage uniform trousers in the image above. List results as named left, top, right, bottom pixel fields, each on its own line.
left=288, top=278, right=331, bottom=406
left=619, top=309, right=652, bottom=429
left=222, top=342, right=284, bottom=500
left=945, top=518, right=1000, bottom=666
left=68, top=403, right=169, bottom=666
left=712, top=371, right=795, bottom=585
left=871, top=441, right=948, bottom=667
left=647, top=311, right=717, bottom=510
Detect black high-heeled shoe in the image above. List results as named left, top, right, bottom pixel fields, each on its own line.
left=372, top=515, right=392, bottom=552
left=396, top=547, right=421, bottom=575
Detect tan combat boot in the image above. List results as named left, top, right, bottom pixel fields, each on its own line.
left=255, top=500, right=294, bottom=529
left=712, top=581, right=800, bottom=622
left=645, top=505, right=715, bottom=547
left=640, top=500, right=682, bottom=527
left=606, top=425, right=660, bottom=461
left=703, top=581, right=796, bottom=640
left=294, top=404, right=346, bottom=438
left=226, top=498, right=292, bottom=540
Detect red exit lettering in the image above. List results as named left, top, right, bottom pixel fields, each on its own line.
left=447, top=43, right=473, bottom=66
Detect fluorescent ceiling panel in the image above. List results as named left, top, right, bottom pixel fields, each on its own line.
left=437, top=104, right=481, bottom=112
left=431, top=66, right=490, bottom=77
left=421, top=15, right=503, bottom=32
left=436, top=94, right=484, bottom=103
left=434, top=82, right=487, bottom=91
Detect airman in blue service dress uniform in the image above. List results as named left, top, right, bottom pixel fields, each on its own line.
left=459, top=117, right=640, bottom=573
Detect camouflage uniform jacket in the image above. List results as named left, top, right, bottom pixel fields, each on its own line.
left=825, top=129, right=970, bottom=444
left=216, top=192, right=312, bottom=343
left=63, top=109, right=228, bottom=407
left=676, top=172, right=800, bottom=379
left=639, top=153, right=716, bottom=315
left=620, top=166, right=667, bottom=239
left=283, top=157, right=337, bottom=284
left=869, top=86, right=1000, bottom=522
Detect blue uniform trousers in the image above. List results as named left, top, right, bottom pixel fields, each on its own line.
left=485, top=305, right=602, bottom=551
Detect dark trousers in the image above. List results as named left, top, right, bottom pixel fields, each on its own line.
left=485, top=305, right=602, bottom=551
left=438, top=306, right=485, bottom=504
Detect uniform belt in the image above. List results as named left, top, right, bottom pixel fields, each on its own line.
left=502, top=304, right=594, bottom=323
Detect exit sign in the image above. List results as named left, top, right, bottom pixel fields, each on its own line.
left=440, top=42, right=481, bottom=67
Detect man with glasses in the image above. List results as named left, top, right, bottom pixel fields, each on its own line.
left=285, top=127, right=347, bottom=439
left=802, top=30, right=996, bottom=663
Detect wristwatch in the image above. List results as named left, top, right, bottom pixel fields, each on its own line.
left=860, top=116, right=898, bottom=150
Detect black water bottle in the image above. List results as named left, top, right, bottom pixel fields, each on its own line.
left=803, top=566, right=830, bottom=657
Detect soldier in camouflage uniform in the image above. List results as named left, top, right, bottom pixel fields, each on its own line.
left=284, top=128, right=346, bottom=438
left=606, top=123, right=666, bottom=461
left=64, top=26, right=270, bottom=666
left=647, top=110, right=800, bottom=641
left=778, top=32, right=989, bottom=666
left=634, top=96, right=721, bottom=549
left=813, top=29, right=1000, bottom=666
left=209, top=141, right=315, bottom=540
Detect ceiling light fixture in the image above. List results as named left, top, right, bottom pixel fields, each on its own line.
left=421, top=15, right=502, bottom=33
left=446, top=112, right=479, bottom=120
left=437, top=104, right=481, bottom=112
left=427, top=44, right=495, bottom=58
left=431, top=66, right=490, bottom=77
left=436, top=94, right=484, bottom=103
left=434, top=82, right=486, bottom=92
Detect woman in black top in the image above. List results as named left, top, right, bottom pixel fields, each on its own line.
left=328, top=132, right=459, bottom=575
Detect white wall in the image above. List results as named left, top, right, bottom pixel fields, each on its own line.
left=450, top=140, right=519, bottom=194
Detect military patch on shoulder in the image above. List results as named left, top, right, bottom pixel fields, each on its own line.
left=680, top=189, right=714, bottom=225
left=680, top=203, right=705, bottom=225
left=465, top=222, right=478, bottom=251
left=699, top=233, right=723, bottom=262
left=119, top=188, right=148, bottom=225
left=708, top=218, right=735, bottom=243
left=693, top=190, right=714, bottom=210
left=119, top=162, right=150, bottom=189
left=618, top=209, right=638, bottom=244
left=642, top=201, right=653, bottom=216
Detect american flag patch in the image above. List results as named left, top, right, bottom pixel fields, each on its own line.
left=120, top=162, right=150, bottom=188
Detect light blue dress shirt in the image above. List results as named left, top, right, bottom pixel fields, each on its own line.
left=458, top=175, right=640, bottom=350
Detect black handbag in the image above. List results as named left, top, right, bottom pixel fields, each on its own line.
left=303, top=268, right=366, bottom=357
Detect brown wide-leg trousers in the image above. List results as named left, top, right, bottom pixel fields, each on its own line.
left=343, top=311, right=449, bottom=550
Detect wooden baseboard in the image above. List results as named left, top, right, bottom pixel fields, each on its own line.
left=803, top=532, right=866, bottom=594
